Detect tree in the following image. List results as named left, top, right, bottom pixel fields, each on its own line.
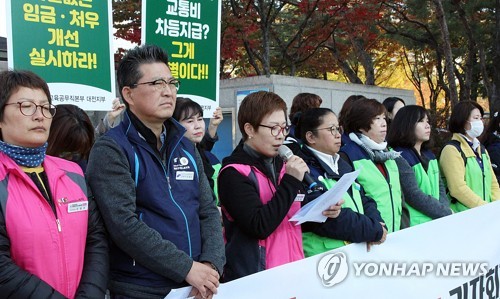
left=113, top=1, right=141, bottom=44
left=380, top=0, right=499, bottom=110
left=432, top=0, right=459, bottom=106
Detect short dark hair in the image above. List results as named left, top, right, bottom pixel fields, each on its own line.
left=117, top=44, right=170, bottom=107
left=343, top=98, right=386, bottom=134
left=383, top=97, right=406, bottom=114
left=338, top=95, right=366, bottom=129
left=238, top=91, right=287, bottom=141
left=47, top=104, right=94, bottom=161
left=173, top=97, right=204, bottom=122
left=0, top=70, right=51, bottom=121
left=296, top=108, right=335, bottom=145
left=387, top=105, right=431, bottom=150
left=448, top=101, right=484, bottom=134
left=289, top=93, right=322, bottom=125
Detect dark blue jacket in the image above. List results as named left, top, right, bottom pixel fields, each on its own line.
left=484, top=134, right=500, bottom=183
left=104, top=113, right=202, bottom=288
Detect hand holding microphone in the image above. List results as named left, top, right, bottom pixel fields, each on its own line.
left=278, top=145, right=322, bottom=191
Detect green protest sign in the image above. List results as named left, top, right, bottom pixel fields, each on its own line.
left=6, top=0, right=115, bottom=111
left=143, top=0, right=221, bottom=114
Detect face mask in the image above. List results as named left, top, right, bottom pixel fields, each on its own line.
left=466, top=120, right=484, bottom=138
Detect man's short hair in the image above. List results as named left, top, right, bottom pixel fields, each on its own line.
left=117, top=44, right=170, bottom=107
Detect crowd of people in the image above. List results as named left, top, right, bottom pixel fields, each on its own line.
left=0, top=44, right=498, bottom=298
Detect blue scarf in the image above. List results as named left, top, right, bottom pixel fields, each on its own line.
left=0, top=140, right=47, bottom=167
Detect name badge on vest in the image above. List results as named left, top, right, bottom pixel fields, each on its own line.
left=294, top=193, right=305, bottom=202
left=176, top=171, right=194, bottom=180
left=68, top=201, right=89, bottom=213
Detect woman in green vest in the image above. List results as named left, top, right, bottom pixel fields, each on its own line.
left=439, top=101, right=500, bottom=212
left=340, top=98, right=405, bottom=232
left=386, top=105, right=452, bottom=226
left=296, top=108, right=387, bottom=257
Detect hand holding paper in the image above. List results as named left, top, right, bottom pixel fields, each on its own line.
left=289, top=169, right=360, bottom=225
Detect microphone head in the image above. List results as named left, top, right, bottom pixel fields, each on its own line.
left=278, top=145, right=293, bottom=161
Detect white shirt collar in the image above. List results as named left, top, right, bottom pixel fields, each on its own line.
left=306, top=145, right=340, bottom=174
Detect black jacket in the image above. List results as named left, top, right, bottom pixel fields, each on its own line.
left=218, top=143, right=305, bottom=281
left=299, top=146, right=385, bottom=243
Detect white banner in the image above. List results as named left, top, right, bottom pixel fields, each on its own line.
left=168, top=201, right=500, bottom=299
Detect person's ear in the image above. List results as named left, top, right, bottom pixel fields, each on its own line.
left=305, top=131, right=316, bottom=145
left=122, top=86, right=134, bottom=107
left=244, top=123, right=255, bottom=139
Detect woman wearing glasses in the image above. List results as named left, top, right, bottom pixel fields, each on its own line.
left=296, top=108, right=387, bottom=256
left=0, top=70, right=108, bottom=298
left=218, top=91, right=340, bottom=281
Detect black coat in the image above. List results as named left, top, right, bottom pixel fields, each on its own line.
left=299, top=146, right=385, bottom=243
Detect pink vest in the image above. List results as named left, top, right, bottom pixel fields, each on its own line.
left=222, top=164, right=304, bottom=269
left=0, top=153, right=88, bottom=299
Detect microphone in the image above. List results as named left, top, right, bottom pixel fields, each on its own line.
left=278, top=145, right=322, bottom=191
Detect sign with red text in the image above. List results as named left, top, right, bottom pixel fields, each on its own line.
left=143, top=0, right=221, bottom=115
left=6, top=0, right=115, bottom=110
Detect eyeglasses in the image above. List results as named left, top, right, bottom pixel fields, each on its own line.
left=131, top=78, right=180, bottom=91
left=313, top=125, right=343, bottom=135
left=5, top=101, right=57, bottom=119
left=258, top=124, right=290, bottom=137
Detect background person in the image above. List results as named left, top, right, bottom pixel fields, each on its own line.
left=387, top=105, right=452, bottom=226
left=383, top=97, right=405, bottom=127
left=203, top=106, right=224, bottom=151
left=481, top=102, right=500, bottom=183
left=86, top=45, right=224, bottom=299
left=47, top=104, right=95, bottom=172
left=0, top=70, right=108, bottom=298
left=439, top=100, right=500, bottom=212
left=173, top=97, right=223, bottom=202
left=296, top=108, right=386, bottom=256
left=95, top=97, right=126, bottom=137
left=284, top=92, right=323, bottom=154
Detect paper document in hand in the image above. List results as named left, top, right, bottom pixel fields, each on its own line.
left=289, top=169, right=360, bottom=225
left=163, top=286, right=193, bottom=299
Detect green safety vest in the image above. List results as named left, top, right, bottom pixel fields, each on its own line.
left=452, top=152, right=493, bottom=213
left=407, top=159, right=441, bottom=226
left=442, top=140, right=494, bottom=213
left=212, top=163, right=221, bottom=205
left=302, top=177, right=363, bottom=257
left=353, top=158, right=402, bottom=233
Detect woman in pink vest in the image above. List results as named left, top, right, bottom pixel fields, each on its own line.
left=218, top=91, right=340, bottom=282
left=0, top=70, right=108, bottom=298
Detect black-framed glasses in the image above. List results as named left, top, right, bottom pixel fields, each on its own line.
left=131, top=78, right=180, bottom=91
left=5, top=101, right=56, bottom=119
left=313, top=125, right=343, bottom=135
left=258, top=124, right=290, bottom=137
